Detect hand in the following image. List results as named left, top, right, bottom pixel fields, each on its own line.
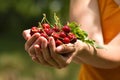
left=22, top=29, right=76, bottom=69
left=56, top=40, right=85, bottom=64
left=34, top=37, right=77, bottom=68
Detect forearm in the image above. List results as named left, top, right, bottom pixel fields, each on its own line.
left=70, top=0, right=120, bottom=69
left=73, top=42, right=120, bottom=69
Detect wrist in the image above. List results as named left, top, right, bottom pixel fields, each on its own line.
left=74, top=40, right=96, bottom=58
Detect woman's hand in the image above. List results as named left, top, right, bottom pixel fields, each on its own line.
left=22, top=29, right=78, bottom=69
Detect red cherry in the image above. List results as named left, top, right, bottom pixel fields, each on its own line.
left=59, top=31, right=66, bottom=38
left=52, top=26, right=60, bottom=32
left=55, top=39, right=63, bottom=47
left=68, top=33, right=77, bottom=43
left=68, top=33, right=75, bottom=39
left=62, top=25, right=71, bottom=33
left=44, top=28, right=49, bottom=34
left=40, top=33, right=48, bottom=39
left=52, top=32, right=60, bottom=40
left=44, top=28, right=53, bottom=36
left=30, top=26, right=39, bottom=35
left=70, top=37, right=77, bottom=43
left=63, top=37, right=70, bottom=44
left=38, top=28, right=44, bottom=33
left=42, top=23, right=50, bottom=29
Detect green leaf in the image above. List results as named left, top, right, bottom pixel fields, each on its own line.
left=68, top=22, right=99, bottom=48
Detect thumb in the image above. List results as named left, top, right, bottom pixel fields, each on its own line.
left=22, top=29, right=31, bottom=40
left=56, top=44, right=75, bottom=54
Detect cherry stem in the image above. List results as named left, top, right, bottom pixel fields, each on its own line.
left=38, top=22, right=42, bottom=28
left=40, top=13, right=53, bottom=28
left=54, top=13, right=62, bottom=29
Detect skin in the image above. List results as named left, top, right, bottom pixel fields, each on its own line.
left=23, top=0, right=120, bottom=69
left=114, top=0, right=120, bottom=5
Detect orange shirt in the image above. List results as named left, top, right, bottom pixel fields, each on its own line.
left=99, top=0, right=120, bottom=44
left=79, top=0, right=120, bottom=80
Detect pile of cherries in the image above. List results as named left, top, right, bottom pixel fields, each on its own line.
left=30, top=23, right=77, bottom=47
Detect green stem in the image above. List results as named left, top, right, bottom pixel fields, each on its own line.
left=54, top=13, right=62, bottom=28
left=38, top=22, right=42, bottom=28
left=40, top=13, right=53, bottom=28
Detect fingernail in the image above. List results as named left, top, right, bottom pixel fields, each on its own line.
left=35, top=33, right=40, bottom=37
left=34, top=44, right=39, bottom=48
left=49, top=37, right=53, bottom=43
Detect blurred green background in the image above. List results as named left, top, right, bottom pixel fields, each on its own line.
left=0, top=0, right=80, bottom=80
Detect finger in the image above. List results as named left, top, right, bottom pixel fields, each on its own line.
left=22, top=29, right=31, bottom=40
left=34, top=44, right=48, bottom=65
left=29, top=44, right=53, bottom=67
left=56, top=44, right=75, bottom=54
left=28, top=45, right=36, bottom=57
left=34, top=44, right=57, bottom=67
left=25, top=33, right=40, bottom=51
left=40, top=37, right=59, bottom=67
left=27, top=36, right=42, bottom=56
left=49, top=37, right=69, bottom=68
left=27, top=45, right=40, bottom=63
left=32, top=56, right=40, bottom=63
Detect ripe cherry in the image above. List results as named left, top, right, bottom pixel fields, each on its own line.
left=52, top=26, right=60, bottom=32
left=52, top=32, right=60, bottom=40
left=70, top=37, right=77, bottom=43
left=38, top=28, right=44, bottom=33
left=63, top=37, right=70, bottom=44
left=55, top=39, right=63, bottom=46
left=68, top=33, right=77, bottom=43
left=42, top=23, right=50, bottom=29
left=59, top=31, right=66, bottom=38
left=40, top=33, right=48, bottom=39
left=30, top=26, right=39, bottom=35
left=44, top=28, right=53, bottom=36
left=62, top=25, right=71, bottom=33
left=68, top=33, right=75, bottom=39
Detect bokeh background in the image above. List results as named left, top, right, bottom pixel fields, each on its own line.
left=0, top=0, right=80, bottom=80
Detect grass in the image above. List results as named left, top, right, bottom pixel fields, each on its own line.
left=0, top=34, right=80, bottom=80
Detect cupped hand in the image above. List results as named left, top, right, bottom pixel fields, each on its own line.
left=33, top=37, right=77, bottom=69
left=22, top=29, right=78, bottom=69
